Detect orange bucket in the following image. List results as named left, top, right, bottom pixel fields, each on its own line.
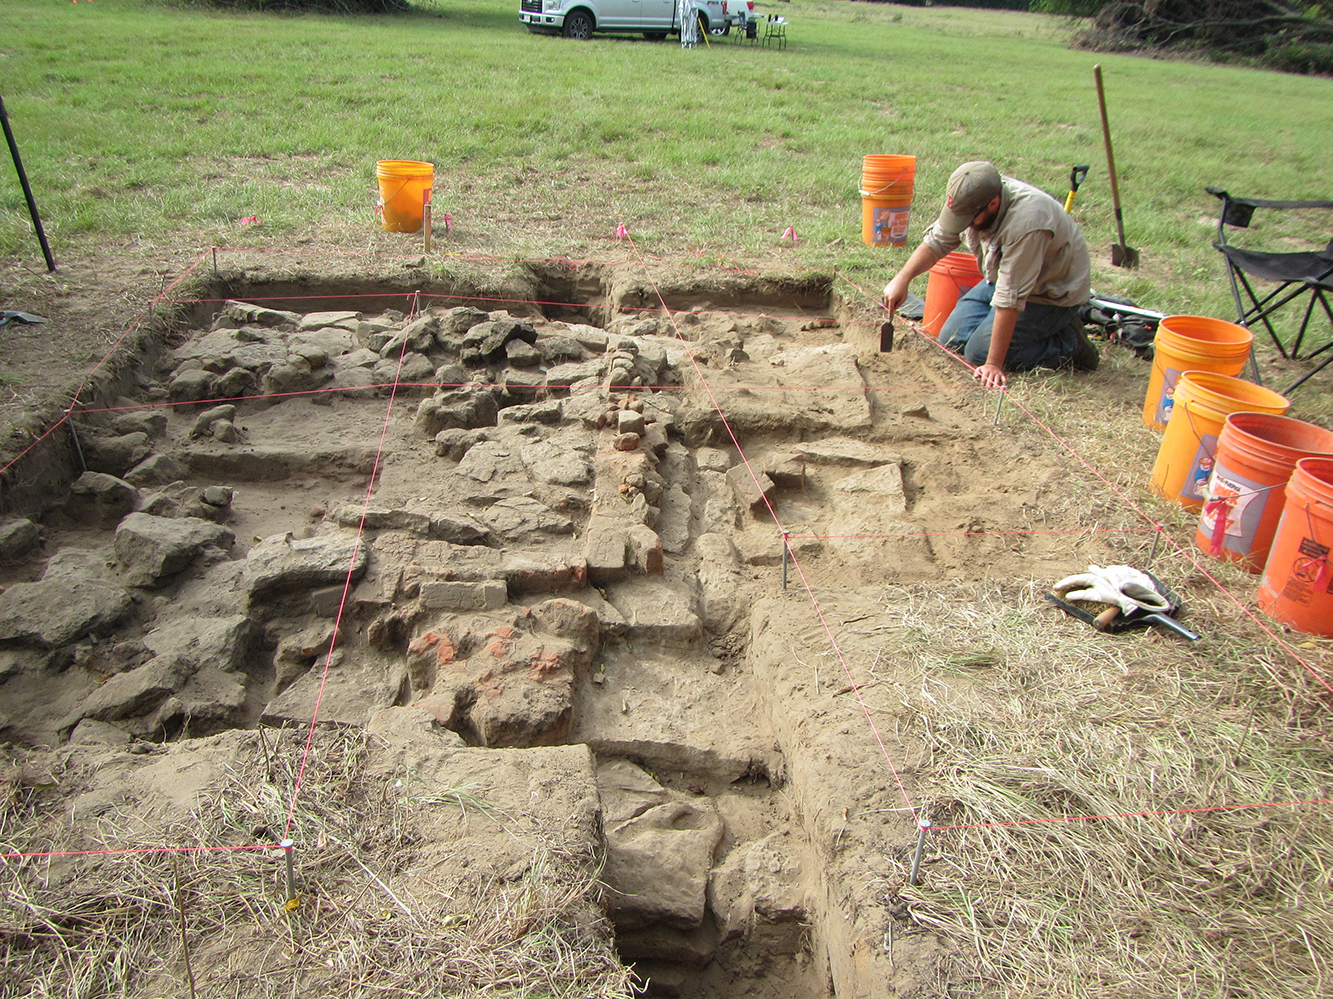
left=923, top=251, right=983, bottom=337
left=376, top=159, right=434, bottom=233
left=1196, top=413, right=1333, bottom=572
left=1142, top=315, right=1253, bottom=430
left=1256, top=456, right=1333, bottom=635
left=1149, top=371, right=1290, bottom=510
left=860, top=155, right=916, bottom=247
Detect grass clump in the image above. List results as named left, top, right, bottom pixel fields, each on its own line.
left=864, top=581, right=1333, bottom=998
left=0, top=729, right=633, bottom=999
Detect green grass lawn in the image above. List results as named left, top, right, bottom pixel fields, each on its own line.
left=3, top=7, right=1333, bottom=996
left=2, top=0, right=1331, bottom=332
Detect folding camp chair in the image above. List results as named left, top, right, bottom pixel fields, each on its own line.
left=1207, top=186, right=1333, bottom=393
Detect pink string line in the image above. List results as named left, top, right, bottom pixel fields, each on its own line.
left=281, top=289, right=421, bottom=839
left=836, top=269, right=1333, bottom=697
left=219, top=246, right=641, bottom=268
left=1, top=843, right=274, bottom=861
left=930, top=795, right=1333, bottom=834
left=786, top=527, right=1159, bottom=541
left=0, top=414, right=72, bottom=478
left=65, top=381, right=976, bottom=418
left=173, top=287, right=839, bottom=326
left=625, top=234, right=920, bottom=823
left=67, top=249, right=214, bottom=412
left=0, top=250, right=213, bottom=478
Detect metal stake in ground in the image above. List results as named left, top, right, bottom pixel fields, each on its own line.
left=909, top=817, right=931, bottom=886
left=281, top=839, right=299, bottom=910
left=423, top=188, right=432, bottom=254
left=0, top=92, right=56, bottom=272
left=992, top=389, right=1005, bottom=427
left=65, top=408, right=86, bottom=473
left=781, top=531, right=790, bottom=590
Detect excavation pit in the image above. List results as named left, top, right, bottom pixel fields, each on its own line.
left=0, top=259, right=1160, bottom=999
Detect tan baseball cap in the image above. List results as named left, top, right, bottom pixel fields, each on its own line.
left=934, top=161, right=1002, bottom=235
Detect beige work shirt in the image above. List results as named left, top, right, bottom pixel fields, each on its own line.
left=921, top=176, right=1091, bottom=311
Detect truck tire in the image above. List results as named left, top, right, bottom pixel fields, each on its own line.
left=563, top=10, right=594, bottom=39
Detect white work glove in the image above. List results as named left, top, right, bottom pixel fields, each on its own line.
left=1053, top=564, right=1171, bottom=615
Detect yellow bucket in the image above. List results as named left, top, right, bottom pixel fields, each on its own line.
left=376, top=160, right=433, bottom=233
left=1141, top=315, right=1253, bottom=430
left=1149, top=370, right=1290, bottom=510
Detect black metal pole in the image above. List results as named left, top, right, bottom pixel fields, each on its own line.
left=0, top=92, right=56, bottom=272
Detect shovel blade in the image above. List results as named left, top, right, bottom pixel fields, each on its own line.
left=1112, top=243, right=1139, bottom=268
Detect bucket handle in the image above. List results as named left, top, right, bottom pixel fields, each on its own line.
left=378, top=172, right=431, bottom=210
left=1182, top=403, right=1207, bottom=446
left=859, top=169, right=913, bottom=197
left=1304, top=503, right=1330, bottom=549
left=1305, top=502, right=1330, bottom=590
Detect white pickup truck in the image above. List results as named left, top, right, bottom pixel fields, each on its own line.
left=519, top=0, right=731, bottom=40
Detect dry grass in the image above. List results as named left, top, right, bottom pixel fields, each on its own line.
left=862, top=580, right=1333, bottom=998
left=0, top=730, right=634, bottom=999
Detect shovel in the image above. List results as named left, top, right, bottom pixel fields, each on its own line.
left=1063, top=164, right=1089, bottom=214
left=1045, top=571, right=1199, bottom=641
left=1093, top=64, right=1139, bottom=269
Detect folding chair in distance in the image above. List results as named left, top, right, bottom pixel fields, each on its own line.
left=1207, top=186, right=1333, bottom=393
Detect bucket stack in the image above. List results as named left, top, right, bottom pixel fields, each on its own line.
left=1195, top=413, right=1333, bottom=573
left=860, top=155, right=916, bottom=247
left=1256, top=457, right=1333, bottom=634
left=1137, top=312, right=1333, bottom=635
left=1142, top=315, right=1254, bottom=430
left=1149, top=370, right=1290, bottom=510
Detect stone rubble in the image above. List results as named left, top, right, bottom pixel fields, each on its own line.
left=0, top=296, right=896, bottom=982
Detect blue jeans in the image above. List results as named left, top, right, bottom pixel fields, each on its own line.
left=939, top=282, right=1080, bottom=371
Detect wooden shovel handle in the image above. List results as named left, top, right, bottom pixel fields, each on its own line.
left=1094, top=64, right=1129, bottom=247
left=1093, top=605, right=1121, bottom=631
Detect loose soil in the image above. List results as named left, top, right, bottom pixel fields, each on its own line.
left=1, top=243, right=1330, bottom=999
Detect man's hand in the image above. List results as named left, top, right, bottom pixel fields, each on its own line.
left=973, top=363, right=1007, bottom=389
left=883, top=276, right=909, bottom=315
left=882, top=244, right=943, bottom=316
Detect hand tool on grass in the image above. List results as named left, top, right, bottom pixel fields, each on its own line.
left=1047, top=564, right=1200, bottom=641
left=1063, top=164, right=1090, bottom=213
left=1093, top=65, right=1139, bottom=269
